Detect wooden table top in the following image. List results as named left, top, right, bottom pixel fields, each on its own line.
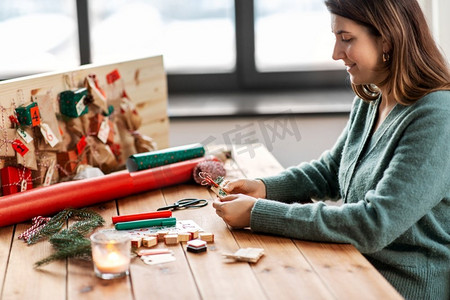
left=0, top=144, right=403, bottom=300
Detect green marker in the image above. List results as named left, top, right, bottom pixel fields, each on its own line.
left=115, top=217, right=177, bottom=230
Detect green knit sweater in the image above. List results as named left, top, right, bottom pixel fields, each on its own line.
left=251, top=91, right=450, bottom=300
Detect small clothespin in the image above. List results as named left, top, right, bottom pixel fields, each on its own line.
left=198, top=172, right=228, bottom=197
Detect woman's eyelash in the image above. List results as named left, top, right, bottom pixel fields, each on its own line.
left=341, top=38, right=352, bottom=42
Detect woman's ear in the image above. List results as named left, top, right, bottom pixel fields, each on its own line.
left=382, top=39, right=392, bottom=53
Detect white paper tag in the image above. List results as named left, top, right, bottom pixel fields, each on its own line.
left=20, top=179, right=28, bottom=192
left=120, top=101, right=130, bottom=112
left=141, top=254, right=176, bottom=265
left=43, top=160, right=56, bottom=186
left=76, top=95, right=86, bottom=116
left=40, top=123, right=59, bottom=147
left=97, top=119, right=110, bottom=144
left=17, top=128, right=33, bottom=144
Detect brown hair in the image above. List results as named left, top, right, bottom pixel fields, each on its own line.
left=325, top=0, right=450, bottom=105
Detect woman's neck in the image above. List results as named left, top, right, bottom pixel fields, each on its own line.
left=372, top=92, right=397, bottom=133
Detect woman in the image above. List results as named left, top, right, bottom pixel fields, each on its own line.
left=212, top=0, right=450, bottom=299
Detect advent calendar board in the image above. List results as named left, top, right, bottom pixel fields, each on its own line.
left=0, top=56, right=169, bottom=196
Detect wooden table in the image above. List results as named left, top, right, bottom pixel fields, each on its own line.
left=0, top=145, right=403, bottom=300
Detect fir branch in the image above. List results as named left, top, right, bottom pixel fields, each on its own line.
left=35, top=239, right=91, bottom=267
left=27, top=208, right=104, bottom=245
left=69, top=216, right=104, bottom=236
left=33, top=208, right=105, bottom=267
left=27, top=209, right=72, bottom=244
left=50, top=230, right=88, bottom=251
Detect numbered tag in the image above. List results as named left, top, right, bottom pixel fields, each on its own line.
left=77, top=135, right=87, bottom=154
left=76, top=95, right=86, bottom=116
left=17, top=128, right=33, bottom=144
left=12, top=139, right=29, bottom=156
left=43, top=160, right=56, bottom=186
left=20, top=179, right=28, bottom=192
left=9, top=115, right=19, bottom=125
left=97, top=119, right=110, bottom=144
left=29, top=105, right=41, bottom=127
left=106, top=69, right=121, bottom=84
left=40, top=123, right=59, bottom=147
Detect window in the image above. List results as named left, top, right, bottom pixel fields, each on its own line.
left=89, top=0, right=236, bottom=74
left=0, top=0, right=348, bottom=91
left=0, top=0, right=79, bottom=79
left=254, top=0, right=341, bottom=72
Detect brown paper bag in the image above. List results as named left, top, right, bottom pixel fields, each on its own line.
left=0, top=129, right=17, bottom=157
left=88, top=137, right=119, bottom=173
left=33, top=93, right=63, bottom=151
left=32, top=151, right=59, bottom=186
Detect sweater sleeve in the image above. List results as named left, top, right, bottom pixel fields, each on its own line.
left=259, top=97, right=359, bottom=203
left=251, top=94, right=450, bottom=253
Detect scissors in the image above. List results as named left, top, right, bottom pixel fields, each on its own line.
left=157, top=198, right=208, bottom=211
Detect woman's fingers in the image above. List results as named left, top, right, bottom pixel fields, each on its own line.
left=219, top=194, right=239, bottom=202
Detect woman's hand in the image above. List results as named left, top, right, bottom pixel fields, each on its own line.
left=222, top=179, right=266, bottom=198
left=212, top=194, right=257, bottom=228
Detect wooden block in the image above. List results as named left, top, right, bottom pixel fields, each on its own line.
left=187, top=230, right=199, bottom=240
left=199, top=233, right=214, bottom=243
left=157, top=230, right=169, bottom=242
left=142, top=236, right=157, bottom=248
left=164, top=234, right=178, bottom=245
left=131, top=237, right=142, bottom=248
left=144, top=232, right=158, bottom=239
left=177, top=232, right=191, bottom=242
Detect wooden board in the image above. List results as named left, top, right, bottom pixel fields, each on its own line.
left=0, top=56, right=168, bottom=149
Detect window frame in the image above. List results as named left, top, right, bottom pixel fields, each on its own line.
left=77, top=0, right=347, bottom=93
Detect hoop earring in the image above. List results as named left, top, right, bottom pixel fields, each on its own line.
left=383, top=52, right=390, bottom=62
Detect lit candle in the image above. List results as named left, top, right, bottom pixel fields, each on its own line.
left=91, top=230, right=131, bottom=279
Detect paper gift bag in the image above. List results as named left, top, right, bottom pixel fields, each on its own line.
left=32, top=151, right=59, bottom=187
left=57, top=149, right=88, bottom=178
left=88, top=138, right=119, bottom=173
left=85, top=74, right=108, bottom=113
left=0, top=129, right=17, bottom=157
left=117, top=97, right=142, bottom=131
left=133, top=132, right=157, bottom=153
left=88, top=114, right=114, bottom=144
left=33, top=93, right=63, bottom=151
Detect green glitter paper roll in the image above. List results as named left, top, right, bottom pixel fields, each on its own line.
left=126, top=143, right=205, bottom=171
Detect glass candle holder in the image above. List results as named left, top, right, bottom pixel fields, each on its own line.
left=90, top=230, right=131, bottom=280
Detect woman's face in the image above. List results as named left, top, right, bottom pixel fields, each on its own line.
left=331, top=14, right=387, bottom=85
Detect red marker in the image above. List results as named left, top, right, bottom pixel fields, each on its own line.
left=112, top=210, right=172, bottom=224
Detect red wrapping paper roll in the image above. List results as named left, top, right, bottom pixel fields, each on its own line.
left=130, top=156, right=217, bottom=194
left=0, top=156, right=218, bottom=227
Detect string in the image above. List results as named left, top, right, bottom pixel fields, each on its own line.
left=198, top=172, right=219, bottom=187
left=18, top=216, right=51, bottom=242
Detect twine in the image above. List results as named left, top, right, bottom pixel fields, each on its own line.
left=18, top=216, right=51, bottom=242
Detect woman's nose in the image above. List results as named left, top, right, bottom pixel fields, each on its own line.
left=332, top=42, right=345, bottom=61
